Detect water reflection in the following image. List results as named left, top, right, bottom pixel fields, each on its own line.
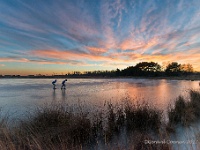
left=52, top=89, right=56, bottom=103
left=61, top=89, right=67, bottom=103
left=0, top=78, right=199, bottom=116
left=94, top=79, right=200, bottom=110
left=51, top=88, right=67, bottom=104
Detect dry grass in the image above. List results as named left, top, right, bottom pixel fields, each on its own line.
left=168, top=90, right=200, bottom=126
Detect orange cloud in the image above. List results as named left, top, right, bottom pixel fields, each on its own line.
left=0, top=57, right=88, bottom=66
left=119, top=38, right=144, bottom=50
left=118, top=37, right=159, bottom=53
left=30, top=49, right=143, bottom=70
left=0, top=58, right=29, bottom=63
left=85, top=46, right=107, bottom=55
left=31, top=49, right=120, bottom=62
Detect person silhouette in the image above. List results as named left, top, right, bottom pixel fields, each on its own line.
left=52, top=79, right=57, bottom=89
left=61, top=79, right=67, bottom=89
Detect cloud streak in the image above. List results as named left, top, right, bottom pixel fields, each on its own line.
left=30, top=49, right=120, bottom=63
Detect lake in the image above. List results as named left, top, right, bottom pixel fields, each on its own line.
left=0, top=78, right=199, bottom=118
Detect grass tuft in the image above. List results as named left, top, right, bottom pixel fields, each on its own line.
left=125, top=102, right=162, bottom=132
left=168, top=90, right=200, bottom=126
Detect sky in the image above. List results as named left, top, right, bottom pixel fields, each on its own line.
left=0, top=0, right=200, bottom=75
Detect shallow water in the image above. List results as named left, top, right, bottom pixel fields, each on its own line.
left=0, top=78, right=199, bottom=118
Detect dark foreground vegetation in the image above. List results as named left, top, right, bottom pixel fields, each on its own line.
left=0, top=90, right=200, bottom=149
left=168, top=90, right=200, bottom=126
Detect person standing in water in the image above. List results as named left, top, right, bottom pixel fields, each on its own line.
left=52, top=79, right=57, bottom=89
left=61, top=79, right=67, bottom=89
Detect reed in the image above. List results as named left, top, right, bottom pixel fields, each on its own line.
left=124, top=101, right=163, bottom=133
left=168, top=90, right=200, bottom=126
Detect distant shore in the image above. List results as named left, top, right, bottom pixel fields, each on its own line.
left=0, top=74, right=200, bottom=81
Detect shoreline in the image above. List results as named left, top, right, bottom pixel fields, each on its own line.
left=0, top=75, right=200, bottom=81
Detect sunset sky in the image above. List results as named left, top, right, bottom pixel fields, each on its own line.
left=0, top=0, right=200, bottom=75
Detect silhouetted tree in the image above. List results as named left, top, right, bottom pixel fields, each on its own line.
left=121, top=66, right=138, bottom=76
left=135, top=62, right=161, bottom=72
left=121, top=62, right=162, bottom=76
left=180, top=63, right=193, bottom=75
left=116, top=68, right=121, bottom=76
left=165, top=62, right=181, bottom=76
left=65, top=61, right=195, bottom=78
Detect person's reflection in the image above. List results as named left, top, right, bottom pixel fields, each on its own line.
left=61, top=89, right=67, bottom=104
left=52, top=89, right=56, bottom=103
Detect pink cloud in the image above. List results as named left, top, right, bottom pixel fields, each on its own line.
left=0, top=58, right=29, bottom=63
left=119, top=38, right=144, bottom=50
left=0, top=57, right=88, bottom=66
left=118, top=37, right=159, bottom=53
left=31, top=49, right=120, bottom=62
left=85, top=46, right=107, bottom=55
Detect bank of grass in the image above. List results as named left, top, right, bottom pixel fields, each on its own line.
left=168, top=90, right=200, bottom=127
left=0, top=89, right=200, bottom=149
left=0, top=103, right=167, bottom=149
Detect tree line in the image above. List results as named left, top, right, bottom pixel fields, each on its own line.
left=120, top=62, right=193, bottom=77
left=66, top=62, right=194, bottom=77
